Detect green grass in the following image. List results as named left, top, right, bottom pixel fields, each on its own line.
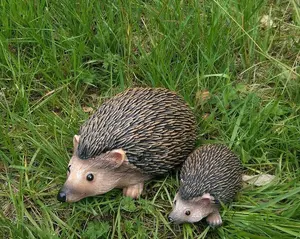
left=0, top=0, right=299, bottom=238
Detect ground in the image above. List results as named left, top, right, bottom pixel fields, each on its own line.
left=0, top=0, right=299, bottom=238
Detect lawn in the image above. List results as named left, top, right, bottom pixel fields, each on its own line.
left=0, top=0, right=300, bottom=238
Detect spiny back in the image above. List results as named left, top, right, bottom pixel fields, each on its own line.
left=77, top=87, right=196, bottom=175
left=179, top=144, right=242, bottom=203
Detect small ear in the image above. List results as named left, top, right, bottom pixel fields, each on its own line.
left=201, top=193, right=214, bottom=201
left=106, top=149, right=127, bottom=167
left=192, top=193, right=214, bottom=205
left=73, top=135, right=80, bottom=150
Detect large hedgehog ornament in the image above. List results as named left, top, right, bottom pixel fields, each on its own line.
left=57, top=88, right=196, bottom=202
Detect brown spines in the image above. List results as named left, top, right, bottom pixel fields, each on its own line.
left=77, top=87, right=196, bottom=176
left=179, top=144, right=242, bottom=203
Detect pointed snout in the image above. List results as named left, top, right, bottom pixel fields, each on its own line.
left=57, top=188, right=67, bottom=202
left=168, top=215, right=174, bottom=222
left=168, top=211, right=182, bottom=224
left=57, top=185, right=71, bottom=202
left=56, top=185, right=85, bottom=203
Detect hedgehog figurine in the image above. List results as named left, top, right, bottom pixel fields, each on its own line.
left=168, top=144, right=242, bottom=227
left=57, top=88, right=196, bottom=203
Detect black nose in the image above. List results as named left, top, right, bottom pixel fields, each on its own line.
left=168, top=216, right=173, bottom=222
left=57, top=190, right=66, bottom=202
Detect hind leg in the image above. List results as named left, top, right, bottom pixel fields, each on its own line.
left=206, top=210, right=222, bottom=227
left=123, top=182, right=144, bottom=199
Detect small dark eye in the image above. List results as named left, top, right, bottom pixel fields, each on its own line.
left=185, top=210, right=190, bottom=216
left=86, top=173, right=94, bottom=181
left=174, top=200, right=177, bottom=205
left=67, top=165, right=71, bottom=172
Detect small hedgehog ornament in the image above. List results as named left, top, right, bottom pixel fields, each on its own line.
left=57, top=88, right=196, bottom=203
left=168, top=144, right=242, bottom=226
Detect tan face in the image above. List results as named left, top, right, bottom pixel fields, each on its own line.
left=168, top=193, right=214, bottom=224
left=60, top=155, right=124, bottom=202
left=57, top=135, right=127, bottom=203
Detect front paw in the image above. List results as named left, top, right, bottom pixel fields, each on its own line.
left=123, top=182, right=144, bottom=199
left=206, top=211, right=222, bottom=227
